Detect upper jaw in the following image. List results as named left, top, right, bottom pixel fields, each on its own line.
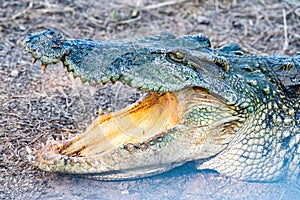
left=23, top=30, right=238, bottom=105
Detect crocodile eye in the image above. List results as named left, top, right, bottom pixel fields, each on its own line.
left=234, top=50, right=244, bottom=56
left=168, top=52, right=184, bottom=62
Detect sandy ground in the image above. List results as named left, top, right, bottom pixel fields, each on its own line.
left=1, top=0, right=300, bottom=199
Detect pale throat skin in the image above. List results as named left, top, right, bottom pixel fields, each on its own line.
left=23, top=29, right=300, bottom=181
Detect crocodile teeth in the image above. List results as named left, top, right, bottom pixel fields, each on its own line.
left=68, top=132, right=73, bottom=139
left=26, top=146, right=36, bottom=163
left=46, top=136, right=55, bottom=145
left=41, top=64, right=47, bottom=73
left=32, top=58, right=37, bottom=64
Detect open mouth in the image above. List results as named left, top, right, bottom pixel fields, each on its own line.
left=28, top=83, right=230, bottom=177
left=27, top=84, right=188, bottom=173
left=59, top=91, right=182, bottom=157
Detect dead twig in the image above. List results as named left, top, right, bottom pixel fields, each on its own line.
left=10, top=1, right=33, bottom=20
left=140, top=0, right=190, bottom=11
left=10, top=3, right=74, bottom=21
left=118, top=0, right=190, bottom=24
left=282, top=8, right=289, bottom=53
left=118, top=15, right=142, bottom=25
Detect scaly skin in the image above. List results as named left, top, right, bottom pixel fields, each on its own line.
left=23, top=29, right=300, bottom=181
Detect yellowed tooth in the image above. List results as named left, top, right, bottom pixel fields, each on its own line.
left=72, top=158, right=78, bottom=164
left=46, top=136, right=55, bottom=145
left=32, top=58, right=37, bottom=64
left=41, top=64, right=47, bottom=73
left=98, top=108, right=103, bottom=115
left=44, top=166, right=50, bottom=172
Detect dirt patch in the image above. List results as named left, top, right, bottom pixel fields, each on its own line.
left=0, top=0, right=300, bottom=199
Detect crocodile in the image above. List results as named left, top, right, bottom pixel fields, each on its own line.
left=23, top=29, right=300, bottom=182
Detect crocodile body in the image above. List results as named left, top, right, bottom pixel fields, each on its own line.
left=23, top=29, right=300, bottom=181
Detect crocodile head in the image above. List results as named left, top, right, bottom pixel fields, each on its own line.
left=23, top=30, right=300, bottom=181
